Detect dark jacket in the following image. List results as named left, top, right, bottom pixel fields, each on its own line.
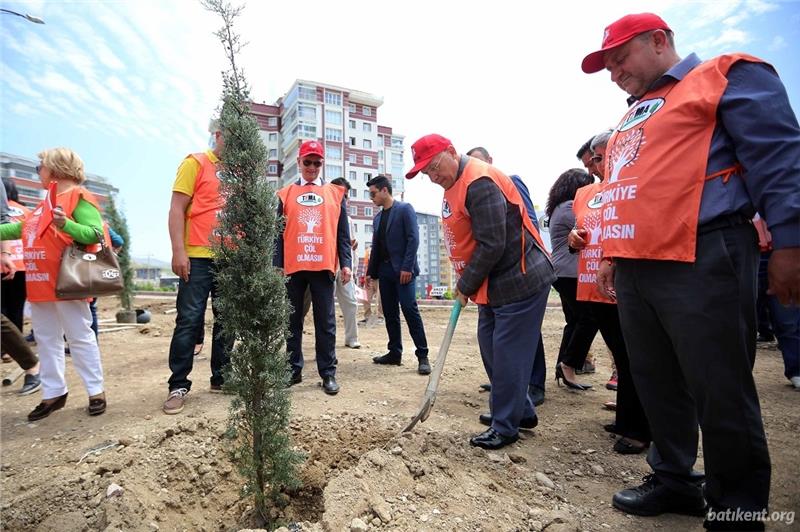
left=366, top=200, right=420, bottom=279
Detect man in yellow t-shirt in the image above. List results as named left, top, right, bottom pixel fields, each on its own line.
left=163, top=120, right=232, bottom=415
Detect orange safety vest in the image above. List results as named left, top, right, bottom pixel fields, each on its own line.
left=277, top=182, right=345, bottom=275
left=6, top=200, right=31, bottom=271
left=573, top=183, right=614, bottom=304
left=442, top=157, right=548, bottom=305
left=20, top=187, right=102, bottom=302
left=186, top=152, right=224, bottom=247
left=601, top=53, right=762, bottom=262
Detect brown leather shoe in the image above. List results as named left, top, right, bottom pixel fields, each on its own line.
left=163, top=388, right=188, bottom=415
left=28, top=392, right=68, bottom=421
left=88, top=393, right=106, bottom=416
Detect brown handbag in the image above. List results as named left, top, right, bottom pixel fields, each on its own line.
left=55, top=228, right=124, bottom=299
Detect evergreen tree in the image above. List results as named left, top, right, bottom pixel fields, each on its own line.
left=104, top=194, right=134, bottom=310
left=202, top=0, right=301, bottom=524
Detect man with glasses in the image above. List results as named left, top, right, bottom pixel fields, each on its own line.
left=406, top=134, right=555, bottom=450
left=366, top=175, right=430, bottom=376
left=274, top=140, right=352, bottom=395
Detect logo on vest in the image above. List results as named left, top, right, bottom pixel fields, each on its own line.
left=296, top=192, right=324, bottom=207
left=298, top=208, right=322, bottom=234
left=82, top=253, right=97, bottom=261
left=441, top=199, right=452, bottom=219
left=608, top=127, right=644, bottom=183
left=7, top=206, right=24, bottom=217
left=618, top=98, right=664, bottom=132
left=588, top=193, right=603, bottom=209
left=101, top=268, right=120, bottom=279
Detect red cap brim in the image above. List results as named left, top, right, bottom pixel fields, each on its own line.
left=581, top=49, right=609, bottom=74
left=405, top=155, right=434, bottom=179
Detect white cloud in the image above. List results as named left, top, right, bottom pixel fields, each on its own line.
left=31, top=70, right=91, bottom=103
left=0, top=62, right=44, bottom=99
left=10, top=102, right=35, bottom=116
left=768, top=35, right=787, bottom=51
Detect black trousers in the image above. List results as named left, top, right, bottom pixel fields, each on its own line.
left=615, top=222, right=770, bottom=514
left=1, top=270, right=27, bottom=331
left=287, top=270, right=337, bottom=378
left=552, top=276, right=599, bottom=370
left=587, top=301, right=650, bottom=442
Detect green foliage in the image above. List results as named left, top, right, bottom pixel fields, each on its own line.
left=443, top=290, right=453, bottom=300
left=202, top=0, right=301, bottom=524
left=104, top=194, right=134, bottom=310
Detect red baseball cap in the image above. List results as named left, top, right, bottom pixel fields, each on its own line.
left=581, top=13, right=671, bottom=74
left=299, top=140, right=324, bottom=158
left=405, top=134, right=452, bottom=179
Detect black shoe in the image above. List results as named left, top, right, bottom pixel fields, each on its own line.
left=373, top=353, right=402, bottom=365
left=417, top=357, right=431, bottom=375
left=613, top=437, right=648, bottom=455
left=529, top=385, right=545, bottom=406
left=28, top=392, right=68, bottom=422
left=555, top=363, right=592, bottom=390
left=322, top=375, right=339, bottom=395
left=88, top=395, right=107, bottom=416
left=756, top=333, right=774, bottom=343
left=288, top=372, right=302, bottom=386
left=478, top=413, right=538, bottom=430
left=479, top=383, right=491, bottom=392
left=604, top=423, right=619, bottom=434
left=612, top=474, right=707, bottom=517
left=469, top=428, right=519, bottom=450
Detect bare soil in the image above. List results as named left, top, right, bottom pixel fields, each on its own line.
left=1, top=295, right=797, bottom=531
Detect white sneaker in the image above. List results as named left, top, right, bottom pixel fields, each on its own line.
left=790, top=376, right=800, bottom=389
left=345, top=341, right=361, bottom=349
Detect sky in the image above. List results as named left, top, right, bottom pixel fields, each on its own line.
left=2, top=0, right=799, bottom=263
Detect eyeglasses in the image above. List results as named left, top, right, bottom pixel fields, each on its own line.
left=369, top=190, right=378, bottom=198
left=302, top=159, right=322, bottom=168
left=591, top=154, right=603, bottom=163
left=35, top=164, right=42, bottom=174
left=422, top=152, right=445, bottom=177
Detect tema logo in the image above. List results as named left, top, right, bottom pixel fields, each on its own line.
left=619, top=98, right=664, bottom=132
left=296, top=193, right=324, bottom=207
left=82, top=253, right=97, bottom=261
left=588, top=193, right=603, bottom=209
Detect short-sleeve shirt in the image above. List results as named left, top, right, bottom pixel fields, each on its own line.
left=172, top=149, right=218, bottom=258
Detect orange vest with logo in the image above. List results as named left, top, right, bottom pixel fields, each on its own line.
left=573, top=183, right=614, bottom=303
left=601, top=53, right=761, bottom=262
left=278, top=182, right=345, bottom=275
left=442, top=157, right=548, bottom=305
left=21, top=187, right=101, bottom=302
left=6, top=200, right=31, bottom=271
left=186, top=152, right=224, bottom=247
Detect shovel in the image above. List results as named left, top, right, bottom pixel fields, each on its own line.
left=402, top=300, right=463, bottom=432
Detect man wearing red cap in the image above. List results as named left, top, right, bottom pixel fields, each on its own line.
left=407, top=134, right=555, bottom=450
left=582, top=12, right=800, bottom=530
left=273, top=140, right=352, bottom=395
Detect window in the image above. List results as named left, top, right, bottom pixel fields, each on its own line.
left=268, top=132, right=277, bottom=141
left=349, top=189, right=356, bottom=198
left=391, top=137, right=403, bottom=148
left=349, top=137, right=356, bottom=146
left=325, top=109, right=342, bottom=125
left=348, top=103, right=356, bottom=113
left=363, top=190, right=370, bottom=199
left=362, top=139, right=372, bottom=149
left=325, top=164, right=342, bottom=178
left=298, top=124, right=316, bottom=138
left=364, top=172, right=372, bottom=181
left=325, top=145, right=342, bottom=160
left=348, top=119, right=356, bottom=129
left=353, top=224, right=359, bottom=233
left=363, top=156, right=372, bottom=165
left=363, top=106, right=371, bottom=116
left=324, top=91, right=342, bottom=106
left=298, top=103, right=316, bottom=120
left=349, top=171, right=357, bottom=181
left=298, top=85, right=316, bottom=101
left=267, top=117, right=278, bottom=127
left=267, top=163, right=278, bottom=174
left=391, top=152, right=403, bottom=164
left=348, top=154, right=357, bottom=163
left=350, top=205, right=358, bottom=215
left=18, top=186, right=41, bottom=198
left=363, top=122, right=372, bottom=132
left=366, top=224, right=373, bottom=234
left=364, top=207, right=373, bottom=216
left=268, top=149, right=277, bottom=158
left=325, top=128, right=342, bottom=142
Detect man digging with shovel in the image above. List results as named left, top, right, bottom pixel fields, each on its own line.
left=405, top=134, right=555, bottom=450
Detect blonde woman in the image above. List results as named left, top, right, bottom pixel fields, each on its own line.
left=0, top=148, right=107, bottom=421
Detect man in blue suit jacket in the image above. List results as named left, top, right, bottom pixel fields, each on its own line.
left=366, top=175, right=431, bottom=375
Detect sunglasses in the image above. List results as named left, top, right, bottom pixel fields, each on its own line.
left=35, top=164, right=42, bottom=173
left=591, top=154, right=603, bottom=163
left=302, top=159, right=322, bottom=168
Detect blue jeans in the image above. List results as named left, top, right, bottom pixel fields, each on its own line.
left=168, top=258, right=232, bottom=391
left=378, top=262, right=428, bottom=360
left=768, top=297, right=800, bottom=379
left=478, top=288, right=549, bottom=437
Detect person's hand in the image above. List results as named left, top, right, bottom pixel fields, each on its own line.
left=171, top=249, right=190, bottom=281
left=768, top=247, right=800, bottom=306
left=597, top=259, right=616, bottom=301
left=568, top=228, right=588, bottom=250
left=453, top=287, right=469, bottom=307
left=1, top=253, right=16, bottom=280
left=341, top=267, right=352, bottom=285
left=53, top=206, right=67, bottom=229
left=399, top=270, right=412, bottom=285
left=351, top=239, right=358, bottom=251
